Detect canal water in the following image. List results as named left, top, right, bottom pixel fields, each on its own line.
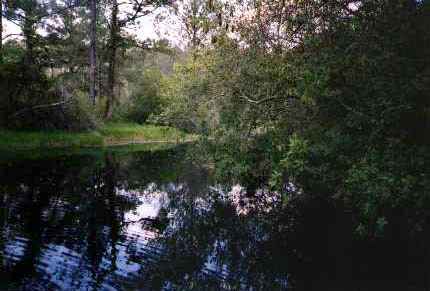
left=0, top=145, right=428, bottom=290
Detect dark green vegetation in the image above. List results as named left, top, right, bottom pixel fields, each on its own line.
left=0, top=146, right=429, bottom=290
left=0, top=0, right=190, bottom=147
left=1, top=0, right=430, bottom=289
left=161, top=0, right=430, bottom=238
left=0, top=0, right=175, bottom=132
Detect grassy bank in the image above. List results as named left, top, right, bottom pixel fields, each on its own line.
left=0, top=123, right=197, bottom=150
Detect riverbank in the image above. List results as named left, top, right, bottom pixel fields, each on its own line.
left=0, top=123, right=196, bottom=150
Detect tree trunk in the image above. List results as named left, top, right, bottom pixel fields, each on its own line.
left=105, top=0, right=119, bottom=120
left=89, top=0, right=97, bottom=105
left=22, top=7, right=37, bottom=66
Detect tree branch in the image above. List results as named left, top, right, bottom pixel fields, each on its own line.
left=9, top=99, right=73, bottom=119
left=1, top=33, right=22, bottom=41
left=239, top=94, right=288, bottom=105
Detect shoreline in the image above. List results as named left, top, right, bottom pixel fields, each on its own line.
left=0, top=123, right=197, bottom=151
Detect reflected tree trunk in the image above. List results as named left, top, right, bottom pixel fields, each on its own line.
left=105, top=152, right=119, bottom=270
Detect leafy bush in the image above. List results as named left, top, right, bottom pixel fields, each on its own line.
left=0, top=61, right=97, bottom=131
left=63, top=93, right=99, bottom=131
left=151, top=54, right=220, bottom=133
left=126, top=68, right=165, bottom=124
left=0, top=62, right=54, bottom=126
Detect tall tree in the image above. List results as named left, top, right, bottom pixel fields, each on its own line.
left=2, top=0, right=77, bottom=65
left=104, top=0, right=172, bottom=119
left=89, top=0, right=97, bottom=105
left=180, top=0, right=216, bottom=50
left=21, top=0, right=39, bottom=65
left=3, top=0, right=44, bottom=65
left=178, top=0, right=234, bottom=51
left=105, top=0, right=119, bottom=118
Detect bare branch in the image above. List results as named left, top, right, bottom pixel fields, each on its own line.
left=9, top=99, right=74, bottom=119
left=239, top=94, right=287, bottom=105
left=2, top=33, right=22, bottom=40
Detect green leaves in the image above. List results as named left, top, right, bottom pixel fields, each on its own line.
left=281, top=134, right=309, bottom=176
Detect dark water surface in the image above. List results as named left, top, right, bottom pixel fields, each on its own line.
left=0, top=145, right=429, bottom=290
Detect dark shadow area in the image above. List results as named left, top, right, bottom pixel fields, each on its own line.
left=0, top=146, right=428, bottom=290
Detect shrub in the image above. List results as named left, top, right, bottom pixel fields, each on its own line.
left=0, top=62, right=97, bottom=131
left=126, top=68, right=164, bottom=124
left=0, top=62, right=54, bottom=127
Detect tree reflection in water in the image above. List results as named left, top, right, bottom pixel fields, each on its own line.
left=0, top=146, right=201, bottom=290
left=0, top=145, right=428, bottom=290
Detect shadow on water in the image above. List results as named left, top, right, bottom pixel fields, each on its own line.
left=0, top=145, right=428, bottom=290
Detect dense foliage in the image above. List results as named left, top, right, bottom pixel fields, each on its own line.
left=150, top=0, right=430, bottom=237
left=0, top=0, right=172, bottom=130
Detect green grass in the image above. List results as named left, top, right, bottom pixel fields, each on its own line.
left=0, top=123, right=196, bottom=151
left=100, top=123, right=194, bottom=144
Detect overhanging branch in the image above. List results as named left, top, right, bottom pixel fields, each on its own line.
left=9, top=99, right=74, bottom=119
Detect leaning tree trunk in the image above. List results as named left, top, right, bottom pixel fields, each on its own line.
left=89, top=0, right=97, bottom=105
left=105, top=0, right=119, bottom=119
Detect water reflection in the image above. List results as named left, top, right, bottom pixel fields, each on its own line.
left=0, top=146, right=204, bottom=290
left=0, top=145, right=428, bottom=290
